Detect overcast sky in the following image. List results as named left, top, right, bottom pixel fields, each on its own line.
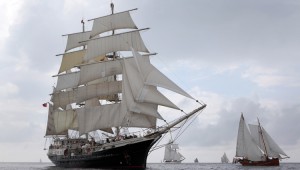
left=0, top=0, right=299, bottom=163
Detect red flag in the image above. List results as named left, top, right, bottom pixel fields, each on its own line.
left=42, top=103, right=47, bottom=107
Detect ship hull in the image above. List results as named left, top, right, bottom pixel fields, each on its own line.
left=48, top=136, right=160, bottom=169
left=239, top=158, right=279, bottom=166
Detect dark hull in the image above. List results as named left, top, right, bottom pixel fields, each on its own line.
left=239, top=158, right=279, bottom=166
left=48, top=137, right=160, bottom=169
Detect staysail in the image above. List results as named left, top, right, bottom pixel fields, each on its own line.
left=248, top=124, right=288, bottom=158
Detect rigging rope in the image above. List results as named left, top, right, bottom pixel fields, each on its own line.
left=173, top=108, right=203, bottom=142
left=149, top=102, right=205, bottom=153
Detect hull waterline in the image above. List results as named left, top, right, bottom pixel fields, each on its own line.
left=239, top=158, right=279, bottom=166
left=48, top=136, right=160, bottom=169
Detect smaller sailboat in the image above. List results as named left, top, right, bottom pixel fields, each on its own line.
left=194, top=158, right=199, bottom=163
left=221, top=153, right=229, bottom=163
left=163, top=142, right=185, bottom=163
left=234, top=114, right=289, bottom=166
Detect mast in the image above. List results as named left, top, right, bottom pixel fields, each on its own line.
left=111, top=2, right=114, bottom=15
left=257, top=118, right=268, bottom=158
left=81, top=19, right=85, bottom=33
left=110, top=1, right=120, bottom=135
left=81, top=19, right=86, bottom=50
left=110, top=2, right=116, bottom=59
left=82, top=18, right=88, bottom=139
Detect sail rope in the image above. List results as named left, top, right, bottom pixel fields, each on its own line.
left=148, top=132, right=168, bottom=154
left=152, top=55, right=192, bottom=97
left=173, top=112, right=189, bottom=141
left=149, top=101, right=205, bottom=153
left=173, top=107, right=204, bottom=142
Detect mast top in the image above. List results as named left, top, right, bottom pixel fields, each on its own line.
left=81, top=19, right=85, bottom=32
left=111, top=2, right=114, bottom=14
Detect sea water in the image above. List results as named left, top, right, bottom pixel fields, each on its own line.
left=0, top=162, right=299, bottom=170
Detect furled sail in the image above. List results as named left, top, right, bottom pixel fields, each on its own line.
left=236, top=114, right=263, bottom=161
left=248, top=124, right=288, bottom=158
left=89, top=10, right=137, bottom=38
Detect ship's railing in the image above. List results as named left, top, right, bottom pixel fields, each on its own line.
left=48, top=135, right=155, bottom=158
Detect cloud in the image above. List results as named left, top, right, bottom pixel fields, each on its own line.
left=242, top=66, right=300, bottom=88
left=0, top=98, right=46, bottom=143
left=0, top=83, right=19, bottom=98
left=0, top=1, right=24, bottom=47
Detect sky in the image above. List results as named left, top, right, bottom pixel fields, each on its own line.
left=0, top=0, right=300, bottom=163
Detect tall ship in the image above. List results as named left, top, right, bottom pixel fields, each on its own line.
left=234, top=114, right=289, bottom=166
left=44, top=3, right=206, bottom=169
left=221, top=153, right=229, bottom=163
left=163, top=141, right=185, bottom=163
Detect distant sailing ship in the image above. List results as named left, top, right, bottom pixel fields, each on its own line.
left=234, top=114, right=289, bottom=166
left=163, top=142, right=185, bottom=163
left=44, top=2, right=206, bottom=169
left=221, top=153, right=229, bottom=163
left=194, top=158, right=199, bottom=163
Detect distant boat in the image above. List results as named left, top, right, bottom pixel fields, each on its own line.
left=194, top=158, right=199, bottom=163
left=221, top=153, right=229, bottom=163
left=163, top=142, right=185, bottom=163
left=234, top=113, right=289, bottom=166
